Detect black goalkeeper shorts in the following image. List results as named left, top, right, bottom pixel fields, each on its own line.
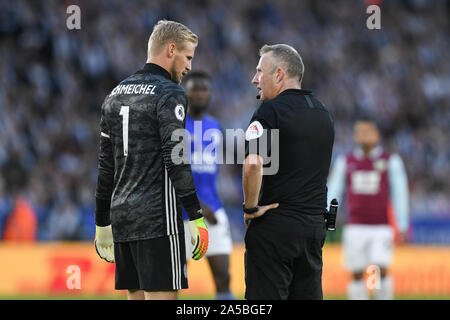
left=114, top=234, right=188, bottom=291
left=244, top=212, right=326, bottom=300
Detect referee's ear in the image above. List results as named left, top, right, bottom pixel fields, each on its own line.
left=275, top=67, right=285, bottom=84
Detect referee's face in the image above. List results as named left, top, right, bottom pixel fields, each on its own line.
left=252, top=53, right=277, bottom=101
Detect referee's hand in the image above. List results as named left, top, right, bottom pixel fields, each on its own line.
left=244, top=203, right=279, bottom=229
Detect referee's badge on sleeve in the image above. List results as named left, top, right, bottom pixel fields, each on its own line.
left=245, top=121, right=263, bottom=141
left=175, top=104, right=185, bottom=121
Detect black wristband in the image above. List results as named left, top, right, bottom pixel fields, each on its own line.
left=243, top=203, right=259, bottom=214
left=181, top=193, right=203, bottom=221
left=95, top=197, right=111, bottom=226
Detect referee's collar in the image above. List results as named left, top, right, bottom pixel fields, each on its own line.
left=137, top=63, right=172, bottom=81
left=279, top=88, right=313, bottom=96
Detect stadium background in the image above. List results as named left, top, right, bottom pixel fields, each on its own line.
left=0, top=0, right=448, bottom=299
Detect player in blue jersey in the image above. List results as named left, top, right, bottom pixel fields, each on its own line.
left=182, top=71, right=235, bottom=300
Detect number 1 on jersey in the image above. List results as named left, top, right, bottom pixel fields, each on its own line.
left=119, top=106, right=129, bottom=156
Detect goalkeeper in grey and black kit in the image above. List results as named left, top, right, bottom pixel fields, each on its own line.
left=94, top=20, right=209, bottom=300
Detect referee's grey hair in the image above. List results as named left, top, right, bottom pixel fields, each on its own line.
left=259, top=44, right=304, bottom=83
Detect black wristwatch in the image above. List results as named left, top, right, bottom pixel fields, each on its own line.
left=243, top=203, right=259, bottom=214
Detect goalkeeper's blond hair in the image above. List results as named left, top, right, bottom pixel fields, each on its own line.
left=148, top=20, right=198, bottom=57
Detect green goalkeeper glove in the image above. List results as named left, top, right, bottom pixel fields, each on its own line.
left=94, top=225, right=115, bottom=263
left=188, top=217, right=209, bottom=260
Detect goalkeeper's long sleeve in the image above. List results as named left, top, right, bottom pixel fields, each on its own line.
left=95, top=106, right=114, bottom=227
left=156, top=90, right=202, bottom=221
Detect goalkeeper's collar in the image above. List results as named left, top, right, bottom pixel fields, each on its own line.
left=136, top=63, right=171, bottom=81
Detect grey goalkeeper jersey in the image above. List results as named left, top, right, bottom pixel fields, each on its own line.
left=95, top=63, right=202, bottom=242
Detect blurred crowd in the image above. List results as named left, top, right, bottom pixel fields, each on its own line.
left=0, top=0, right=448, bottom=241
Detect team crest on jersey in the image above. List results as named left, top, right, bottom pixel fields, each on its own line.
left=245, top=121, right=263, bottom=141
left=175, top=104, right=185, bottom=121
left=374, top=159, right=387, bottom=172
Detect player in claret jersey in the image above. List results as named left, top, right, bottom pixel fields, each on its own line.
left=327, top=116, right=409, bottom=300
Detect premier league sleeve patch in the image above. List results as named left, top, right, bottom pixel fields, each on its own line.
left=175, top=104, right=185, bottom=121
left=245, top=120, right=264, bottom=141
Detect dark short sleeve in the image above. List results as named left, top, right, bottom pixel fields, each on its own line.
left=244, top=101, right=277, bottom=160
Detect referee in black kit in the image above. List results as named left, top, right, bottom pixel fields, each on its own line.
left=243, top=44, right=334, bottom=300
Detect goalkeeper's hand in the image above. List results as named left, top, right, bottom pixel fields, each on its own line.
left=94, top=225, right=115, bottom=263
left=188, top=217, right=209, bottom=260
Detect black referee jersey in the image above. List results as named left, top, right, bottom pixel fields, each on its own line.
left=245, top=88, right=334, bottom=221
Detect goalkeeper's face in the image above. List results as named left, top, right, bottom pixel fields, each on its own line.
left=170, top=41, right=196, bottom=84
